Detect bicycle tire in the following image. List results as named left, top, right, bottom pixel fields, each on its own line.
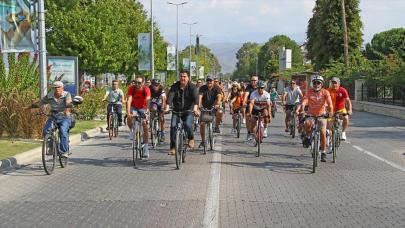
left=203, top=124, right=208, bottom=155
left=108, top=114, right=113, bottom=140
left=113, top=113, right=118, bottom=137
left=256, top=119, right=262, bottom=157
left=291, top=114, right=296, bottom=138
left=336, top=130, right=341, bottom=148
left=151, top=118, right=158, bottom=148
left=42, top=134, right=56, bottom=175
left=59, top=138, right=68, bottom=168
left=132, top=132, right=137, bottom=166
left=236, top=114, right=241, bottom=138
left=209, top=123, right=215, bottom=151
left=312, top=133, right=319, bottom=173
left=175, top=130, right=182, bottom=169
left=332, top=128, right=338, bottom=163
left=182, top=133, right=187, bottom=163
left=137, top=132, right=143, bottom=160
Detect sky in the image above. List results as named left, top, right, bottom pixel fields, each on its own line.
left=138, top=0, right=405, bottom=48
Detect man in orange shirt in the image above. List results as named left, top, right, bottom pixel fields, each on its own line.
left=296, top=75, right=333, bottom=162
left=327, top=77, right=352, bottom=141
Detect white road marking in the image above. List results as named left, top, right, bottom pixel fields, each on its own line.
left=352, top=145, right=405, bottom=172
left=203, top=135, right=222, bottom=228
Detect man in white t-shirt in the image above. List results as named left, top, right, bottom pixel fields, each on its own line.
left=247, top=80, right=272, bottom=139
left=102, top=79, right=125, bottom=127
left=282, top=79, right=303, bottom=132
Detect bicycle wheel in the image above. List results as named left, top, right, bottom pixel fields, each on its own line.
left=271, top=104, right=275, bottom=118
left=236, top=114, right=241, bottom=138
left=182, top=133, right=187, bottom=163
left=42, top=134, right=56, bottom=175
left=137, top=132, right=143, bottom=160
left=151, top=118, right=158, bottom=148
left=132, top=131, right=137, bottom=166
left=332, top=128, right=338, bottom=163
left=209, top=122, right=215, bottom=151
left=291, top=116, right=296, bottom=138
left=58, top=138, right=69, bottom=168
left=256, top=119, right=262, bottom=157
left=175, top=130, right=183, bottom=169
left=203, top=124, right=208, bottom=155
left=336, top=129, right=341, bottom=148
left=113, top=113, right=118, bottom=137
left=108, top=114, right=113, bottom=140
left=312, top=133, right=319, bottom=173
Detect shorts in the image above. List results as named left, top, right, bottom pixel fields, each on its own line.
left=252, top=108, right=266, bottom=117
left=306, top=117, right=327, bottom=132
left=131, top=107, right=147, bottom=118
left=285, top=104, right=298, bottom=112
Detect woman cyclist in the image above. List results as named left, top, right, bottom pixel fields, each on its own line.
left=228, top=82, right=246, bottom=133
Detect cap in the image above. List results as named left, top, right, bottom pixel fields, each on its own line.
left=206, top=76, right=214, bottom=82
left=330, top=77, right=340, bottom=84
left=52, top=81, right=64, bottom=88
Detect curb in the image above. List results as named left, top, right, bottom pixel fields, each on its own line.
left=0, top=125, right=106, bottom=172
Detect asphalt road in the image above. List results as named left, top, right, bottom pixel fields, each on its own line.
left=1, top=109, right=405, bottom=227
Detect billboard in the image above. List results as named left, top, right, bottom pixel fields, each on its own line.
left=198, top=66, right=204, bottom=79
left=167, top=45, right=176, bottom=71
left=47, top=56, right=79, bottom=96
left=190, top=61, right=196, bottom=77
left=154, top=72, right=166, bottom=86
left=138, top=33, right=151, bottom=71
left=182, top=58, right=189, bottom=70
left=279, top=47, right=292, bottom=71
left=0, top=0, right=36, bottom=53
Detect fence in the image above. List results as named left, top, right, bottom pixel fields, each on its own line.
left=362, top=84, right=405, bottom=107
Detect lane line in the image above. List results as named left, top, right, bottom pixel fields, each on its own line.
left=202, top=134, right=222, bottom=228
left=352, top=145, right=405, bottom=172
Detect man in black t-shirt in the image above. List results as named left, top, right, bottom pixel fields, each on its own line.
left=149, top=79, right=167, bottom=141
left=198, top=76, right=222, bottom=147
left=243, top=75, right=259, bottom=140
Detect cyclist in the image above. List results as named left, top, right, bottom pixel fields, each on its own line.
left=127, top=76, right=151, bottom=158
left=296, top=75, right=333, bottom=162
left=149, top=78, right=167, bottom=142
left=102, top=79, right=124, bottom=129
left=247, top=80, right=271, bottom=139
left=195, top=79, right=203, bottom=90
left=145, top=79, right=152, bottom=87
left=282, top=79, right=303, bottom=132
left=213, top=78, right=225, bottom=133
left=35, top=81, right=72, bottom=158
left=244, top=75, right=259, bottom=139
left=198, top=76, right=222, bottom=147
left=270, top=87, right=279, bottom=114
left=228, top=82, right=245, bottom=133
left=165, top=70, right=199, bottom=156
left=327, top=77, right=352, bottom=141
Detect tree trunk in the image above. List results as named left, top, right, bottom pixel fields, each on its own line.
left=341, top=0, right=349, bottom=68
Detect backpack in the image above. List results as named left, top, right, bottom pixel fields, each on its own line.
left=131, top=85, right=147, bottom=98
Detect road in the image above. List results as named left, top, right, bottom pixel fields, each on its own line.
left=1, top=110, right=405, bottom=227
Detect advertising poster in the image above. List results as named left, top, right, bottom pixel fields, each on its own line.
left=154, top=72, right=166, bottom=86
left=47, top=56, right=79, bottom=96
left=138, top=33, right=151, bottom=71
left=182, top=58, right=189, bottom=70
left=0, top=0, right=36, bottom=52
left=190, top=61, right=196, bottom=77
left=198, top=66, right=204, bottom=79
left=167, top=45, right=176, bottom=71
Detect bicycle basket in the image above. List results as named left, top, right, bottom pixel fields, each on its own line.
left=200, top=110, right=215, bottom=123
left=150, top=102, right=159, bottom=112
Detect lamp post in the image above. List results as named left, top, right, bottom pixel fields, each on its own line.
left=167, top=1, right=188, bottom=80
left=183, top=22, right=197, bottom=78
left=150, top=0, right=154, bottom=79
left=38, top=0, right=47, bottom=97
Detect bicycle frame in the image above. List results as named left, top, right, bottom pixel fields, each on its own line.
left=172, top=110, right=190, bottom=169
left=132, top=112, right=145, bottom=166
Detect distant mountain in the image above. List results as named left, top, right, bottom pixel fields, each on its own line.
left=207, top=42, right=243, bottom=74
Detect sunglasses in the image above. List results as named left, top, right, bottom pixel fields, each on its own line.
left=251, top=80, right=257, bottom=82
left=331, top=81, right=338, bottom=84
left=291, top=82, right=296, bottom=84
left=312, top=81, right=322, bottom=85
left=258, top=87, right=265, bottom=89
left=135, top=81, right=142, bottom=85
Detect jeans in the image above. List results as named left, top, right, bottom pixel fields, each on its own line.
left=170, top=112, right=194, bottom=149
left=43, top=115, right=71, bottom=153
left=107, top=103, right=123, bottom=123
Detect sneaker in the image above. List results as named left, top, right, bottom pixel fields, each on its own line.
left=168, top=148, right=175, bottom=155
left=327, top=145, right=333, bottom=154
left=199, top=141, right=205, bottom=148
left=231, top=128, right=236, bottom=134
left=321, top=152, right=326, bottom=162
left=61, top=152, right=69, bottom=158
left=242, top=119, right=246, bottom=125
left=285, top=128, right=289, bottom=133
left=128, top=131, right=134, bottom=140
left=188, top=139, right=195, bottom=149
left=143, top=144, right=150, bottom=158
left=303, top=137, right=310, bottom=148
left=263, top=128, right=268, bottom=138
left=341, top=132, right=347, bottom=141
left=247, top=133, right=254, bottom=141
left=213, top=127, right=220, bottom=134
left=118, top=122, right=123, bottom=126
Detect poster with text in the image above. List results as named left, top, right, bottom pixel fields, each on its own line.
left=167, top=45, right=175, bottom=71
left=47, top=56, right=79, bottom=96
left=138, top=33, right=151, bottom=71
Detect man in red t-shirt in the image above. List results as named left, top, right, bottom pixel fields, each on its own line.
left=327, top=77, right=352, bottom=141
left=127, top=76, right=151, bottom=158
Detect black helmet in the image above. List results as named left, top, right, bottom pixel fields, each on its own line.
left=257, top=80, right=265, bottom=88
left=151, top=78, right=160, bottom=85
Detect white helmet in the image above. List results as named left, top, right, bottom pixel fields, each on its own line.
left=311, top=75, right=324, bottom=84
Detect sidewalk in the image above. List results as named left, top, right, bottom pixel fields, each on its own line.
left=0, top=125, right=106, bottom=172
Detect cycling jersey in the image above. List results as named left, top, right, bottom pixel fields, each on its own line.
left=328, top=87, right=348, bottom=112
left=127, top=85, right=151, bottom=109
left=149, top=86, right=166, bottom=105
left=250, top=90, right=270, bottom=110
left=303, top=89, right=331, bottom=116
left=199, top=85, right=220, bottom=108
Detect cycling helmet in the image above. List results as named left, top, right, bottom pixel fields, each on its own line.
left=232, top=82, right=241, bottom=91
left=72, top=96, right=84, bottom=105
left=330, top=77, right=340, bottom=84
left=311, top=75, right=324, bottom=84
left=257, top=80, right=265, bottom=88
left=151, top=78, right=160, bottom=85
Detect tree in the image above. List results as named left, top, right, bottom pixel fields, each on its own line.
left=232, top=42, right=260, bottom=81
left=257, top=35, right=304, bottom=80
left=306, top=0, right=363, bottom=71
left=45, top=0, right=167, bottom=78
left=365, top=28, right=405, bottom=61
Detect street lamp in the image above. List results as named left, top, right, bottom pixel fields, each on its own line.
left=167, top=1, right=188, bottom=80
left=183, top=22, right=197, bottom=78
left=150, top=0, right=154, bottom=79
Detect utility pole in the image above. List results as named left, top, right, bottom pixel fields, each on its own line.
left=38, top=0, right=47, bottom=97
left=150, top=0, right=155, bottom=79
left=167, top=1, right=188, bottom=80
left=341, top=0, right=349, bottom=68
left=183, top=22, right=197, bottom=78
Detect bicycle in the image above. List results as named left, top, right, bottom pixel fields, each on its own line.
left=172, top=110, right=191, bottom=169
left=149, top=102, right=162, bottom=148
left=131, top=111, right=147, bottom=166
left=193, top=115, right=199, bottom=132
left=252, top=108, right=265, bottom=157
left=200, top=107, right=216, bottom=154
left=286, top=105, right=297, bottom=138
left=106, top=102, right=119, bottom=140
left=231, top=107, right=242, bottom=138
left=271, top=101, right=277, bottom=118
left=304, top=114, right=328, bottom=173
left=330, top=112, right=348, bottom=163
